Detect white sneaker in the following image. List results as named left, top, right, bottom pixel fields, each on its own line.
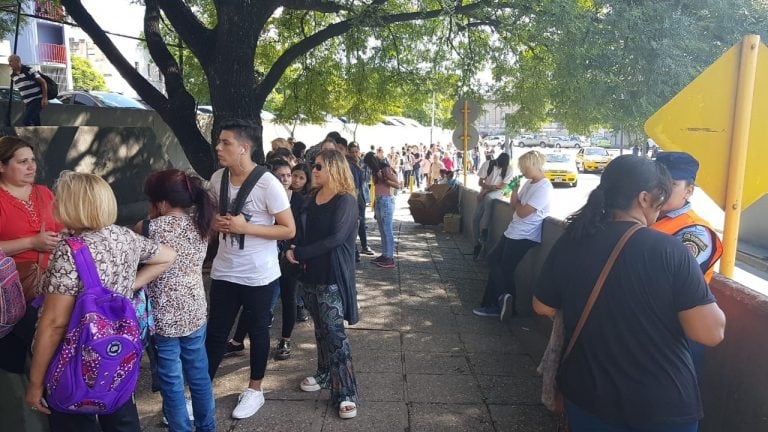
left=186, top=398, right=194, bottom=421
left=231, top=388, right=265, bottom=419
left=161, top=399, right=195, bottom=425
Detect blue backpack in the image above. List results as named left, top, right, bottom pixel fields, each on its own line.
left=44, top=237, right=142, bottom=414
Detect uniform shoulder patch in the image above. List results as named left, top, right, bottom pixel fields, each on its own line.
left=681, top=231, right=707, bottom=258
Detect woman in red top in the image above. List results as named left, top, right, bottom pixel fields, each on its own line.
left=0, top=136, right=63, bottom=374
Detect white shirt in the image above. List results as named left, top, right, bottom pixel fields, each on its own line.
left=504, top=178, right=553, bottom=242
left=208, top=168, right=290, bottom=286
left=478, top=161, right=515, bottom=199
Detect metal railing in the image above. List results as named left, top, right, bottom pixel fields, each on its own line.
left=37, top=43, right=67, bottom=64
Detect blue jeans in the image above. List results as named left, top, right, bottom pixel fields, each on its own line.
left=565, top=399, right=698, bottom=432
left=155, top=324, right=216, bottom=432
left=374, top=195, right=395, bottom=258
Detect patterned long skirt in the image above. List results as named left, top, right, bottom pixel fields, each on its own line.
left=299, top=281, right=358, bottom=406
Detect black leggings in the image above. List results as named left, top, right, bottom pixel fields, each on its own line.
left=233, top=274, right=298, bottom=341
left=206, top=278, right=277, bottom=381
left=480, top=237, right=537, bottom=311
left=48, top=397, right=140, bottom=432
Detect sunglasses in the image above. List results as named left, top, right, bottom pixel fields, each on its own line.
left=312, top=163, right=324, bottom=171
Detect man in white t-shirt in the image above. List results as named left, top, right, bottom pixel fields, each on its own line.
left=472, top=153, right=515, bottom=259
left=205, top=120, right=295, bottom=419
left=473, top=150, right=552, bottom=321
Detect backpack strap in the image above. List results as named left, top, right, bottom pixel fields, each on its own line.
left=218, top=166, right=267, bottom=249
left=65, top=237, right=102, bottom=293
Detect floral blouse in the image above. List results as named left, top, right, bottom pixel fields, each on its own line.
left=145, top=215, right=208, bottom=337
left=43, top=225, right=159, bottom=298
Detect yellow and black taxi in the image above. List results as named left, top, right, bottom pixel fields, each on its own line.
left=543, top=152, right=578, bottom=187
left=576, top=147, right=612, bottom=173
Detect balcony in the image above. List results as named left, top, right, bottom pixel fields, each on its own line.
left=37, top=43, right=66, bottom=64
left=35, top=0, right=66, bottom=21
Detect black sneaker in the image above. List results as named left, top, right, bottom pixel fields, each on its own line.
left=360, top=246, right=375, bottom=255
left=225, top=341, right=244, bottom=357
left=296, top=305, right=310, bottom=322
left=275, top=339, right=291, bottom=360
left=472, top=244, right=482, bottom=260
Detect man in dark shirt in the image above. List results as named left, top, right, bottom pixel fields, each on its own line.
left=8, top=55, right=48, bottom=126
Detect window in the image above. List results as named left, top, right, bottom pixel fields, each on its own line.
left=73, top=94, right=96, bottom=106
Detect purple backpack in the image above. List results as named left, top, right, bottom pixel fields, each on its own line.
left=0, top=249, right=26, bottom=338
left=44, top=237, right=142, bottom=414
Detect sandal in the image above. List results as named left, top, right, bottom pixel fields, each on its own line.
left=300, top=376, right=322, bottom=392
left=339, top=401, right=357, bottom=419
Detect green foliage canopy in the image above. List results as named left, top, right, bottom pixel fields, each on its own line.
left=71, top=55, right=108, bottom=91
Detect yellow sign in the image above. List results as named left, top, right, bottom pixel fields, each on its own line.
left=644, top=43, right=768, bottom=210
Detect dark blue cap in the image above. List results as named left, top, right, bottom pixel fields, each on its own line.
left=656, top=151, right=699, bottom=181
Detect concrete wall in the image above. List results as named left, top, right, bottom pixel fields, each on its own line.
left=458, top=187, right=768, bottom=431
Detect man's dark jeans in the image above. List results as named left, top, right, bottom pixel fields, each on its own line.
left=21, top=98, right=42, bottom=126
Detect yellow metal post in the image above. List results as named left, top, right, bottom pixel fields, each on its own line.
left=721, top=34, right=760, bottom=278
left=463, top=100, right=469, bottom=186
left=370, top=177, right=375, bottom=209
left=409, top=173, right=414, bottom=192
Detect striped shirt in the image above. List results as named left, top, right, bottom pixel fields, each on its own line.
left=10, top=68, right=43, bottom=104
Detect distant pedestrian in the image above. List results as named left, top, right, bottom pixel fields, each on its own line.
left=632, top=145, right=640, bottom=157
left=8, top=55, right=49, bottom=126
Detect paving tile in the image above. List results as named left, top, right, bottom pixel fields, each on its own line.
left=347, top=329, right=402, bottom=351
left=476, top=374, right=542, bottom=404
left=354, top=350, right=403, bottom=374
left=404, top=352, right=470, bottom=375
left=234, top=399, right=324, bottom=432
left=320, top=401, right=408, bottom=432
left=488, top=404, right=561, bottom=432
left=406, top=374, right=482, bottom=404
left=402, top=332, right=464, bottom=353
left=409, top=403, right=495, bottom=432
left=356, top=372, right=405, bottom=402
left=468, top=353, right=539, bottom=377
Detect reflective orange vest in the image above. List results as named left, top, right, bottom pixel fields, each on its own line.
left=652, top=210, right=723, bottom=283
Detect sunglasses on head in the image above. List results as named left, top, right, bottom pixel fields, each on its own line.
left=312, top=163, right=323, bottom=171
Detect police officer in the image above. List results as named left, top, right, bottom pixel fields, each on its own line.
left=652, top=151, right=723, bottom=375
left=652, top=152, right=723, bottom=283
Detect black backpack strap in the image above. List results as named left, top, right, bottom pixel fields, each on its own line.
left=219, top=166, right=268, bottom=249
left=140, top=219, right=150, bottom=238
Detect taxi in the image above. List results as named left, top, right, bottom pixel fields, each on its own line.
left=543, top=152, right=578, bottom=187
left=576, top=147, right=612, bottom=173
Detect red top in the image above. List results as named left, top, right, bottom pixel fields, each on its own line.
left=0, top=184, right=63, bottom=268
left=441, top=157, right=454, bottom=172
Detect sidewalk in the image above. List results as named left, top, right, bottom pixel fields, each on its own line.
left=136, top=194, right=558, bottom=431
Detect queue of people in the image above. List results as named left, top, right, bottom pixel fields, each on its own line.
left=0, top=125, right=366, bottom=432
left=1, top=119, right=729, bottom=432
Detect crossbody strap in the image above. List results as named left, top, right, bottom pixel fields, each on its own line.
left=561, top=224, right=643, bottom=361
left=64, top=237, right=102, bottom=293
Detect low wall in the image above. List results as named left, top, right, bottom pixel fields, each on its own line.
left=458, top=187, right=768, bottom=432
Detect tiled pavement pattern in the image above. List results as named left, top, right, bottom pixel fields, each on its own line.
left=136, top=195, right=560, bottom=431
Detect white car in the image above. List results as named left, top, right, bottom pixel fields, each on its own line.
left=484, top=135, right=505, bottom=146
left=553, top=136, right=586, bottom=149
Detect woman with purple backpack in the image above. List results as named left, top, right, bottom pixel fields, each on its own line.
left=25, top=172, right=176, bottom=431
left=136, top=169, right=217, bottom=432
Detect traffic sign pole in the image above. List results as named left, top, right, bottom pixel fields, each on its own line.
left=721, top=35, right=761, bottom=277
left=463, top=100, right=469, bottom=186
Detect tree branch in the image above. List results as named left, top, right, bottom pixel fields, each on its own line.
left=60, top=0, right=166, bottom=108
left=256, top=1, right=488, bottom=101
left=156, top=0, right=213, bottom=63
left=282, top=0, right=352, bottom=14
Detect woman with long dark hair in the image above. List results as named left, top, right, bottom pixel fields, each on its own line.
left=472, top=152, right=514, bottom=259
left=533, top=155, right=726, bottom=431
left=363, top=151, right=399, bottom=268
left=286, top=149, right=360, bottom=419
left=137, top=169, right=217, bottom=431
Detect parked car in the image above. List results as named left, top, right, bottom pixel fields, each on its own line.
left=484, top=135, right=506, bottom=146
left=515, top=133, right=551, bottom=147
left=57, top=91, right=148, bottom=109
left=553, top=135, right=586, bottom=149
left=575, top=147, right=612, bottom=172
left=544, top=152, right=578, bottom=187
